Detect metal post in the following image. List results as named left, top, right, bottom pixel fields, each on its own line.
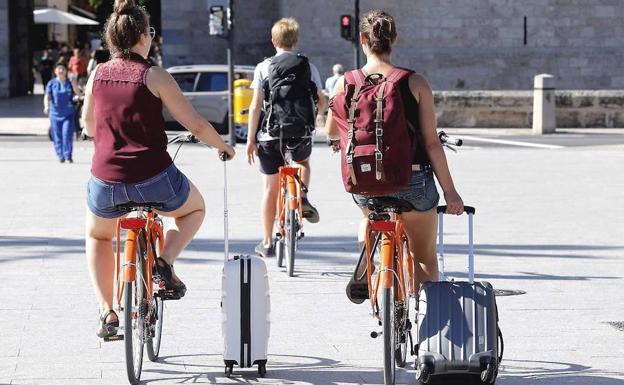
left=227, top=0, right=236, bottom=146
left=354, top=0, right=360, bottom=69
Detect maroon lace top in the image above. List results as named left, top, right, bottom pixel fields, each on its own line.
left=91, top=52, right=172, bottom=183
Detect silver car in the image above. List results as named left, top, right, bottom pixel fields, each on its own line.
left=164, top=64, right=254, bottom=141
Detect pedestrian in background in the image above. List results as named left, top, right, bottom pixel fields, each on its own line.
left=69, top=47, right=88, bottom=84
left=324, top=63, right=344, bottom=98
left=44, top=63, right=79, bottom=163
left=39, top=49, right=54, bottom=88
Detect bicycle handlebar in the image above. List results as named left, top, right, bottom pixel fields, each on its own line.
left=167, top=133, right=198, bottom=145
left=437, top=205, right=475, bottom=214
left=438, top=131, right=463, bottom=147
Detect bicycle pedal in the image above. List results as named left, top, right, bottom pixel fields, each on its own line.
left=158, top=289, right=181, bottom=301
left=103, top=334, right=124, bottom=342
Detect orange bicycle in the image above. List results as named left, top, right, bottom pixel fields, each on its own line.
left=359, top=197, right=416, bottom=385
left=274, top=140, right=309, bottom=277
left=105, top=134, right=193, bottom=385
left=108, top=202, right=183, bottom=384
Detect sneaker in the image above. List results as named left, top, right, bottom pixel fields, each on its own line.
left=67, top=158, right=73, bottom=163
left=59, top=158, right=65, bottom=163
left=301, top=197, right=320, bottom=223
left=255, top=242, right=275, bottom=258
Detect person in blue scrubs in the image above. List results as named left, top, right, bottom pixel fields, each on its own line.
left=44, top=63, right=78, bottom=163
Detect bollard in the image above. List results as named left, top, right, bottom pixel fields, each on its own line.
left=532, top=74, right=556, bottom=135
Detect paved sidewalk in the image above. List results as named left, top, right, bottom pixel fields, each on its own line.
left=0, top=139, right=623, bottom=384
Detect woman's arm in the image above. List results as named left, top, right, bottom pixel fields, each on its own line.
left=81, top=69, right=96, bottom=138
left=43, top=93, right=50, bottom=115
left=146, top=67, right=234, bottom=158
left=324, top=76, right=344, bottom=142
left=409, top=74, right=464, bottom=215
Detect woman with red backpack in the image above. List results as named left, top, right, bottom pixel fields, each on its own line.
left=324, top=9, right=464, bottom=302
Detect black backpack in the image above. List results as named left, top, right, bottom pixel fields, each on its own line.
left=261, top=54, right=318, bottom=138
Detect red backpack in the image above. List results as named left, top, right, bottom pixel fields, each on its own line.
left=330, top=67, right=414, bottom=195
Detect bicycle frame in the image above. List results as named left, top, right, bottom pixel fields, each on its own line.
left=275, top=166, right=303, bottom=238
left=365, top=215, right=414, bottom=319
left=114, top=211, right=164, bottom=309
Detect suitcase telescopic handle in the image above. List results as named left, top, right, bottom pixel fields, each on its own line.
left=437, top=205, right=475, bottom=214
left=437, top=205, right=475, bottom=283
left=223, top=158, right=229, bottom=263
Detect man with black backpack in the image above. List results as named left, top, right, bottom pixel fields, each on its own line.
left=246, top=17, right=326, bottom=258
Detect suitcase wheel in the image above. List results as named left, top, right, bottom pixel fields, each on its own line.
left=258, top=363, right=267, bottom=377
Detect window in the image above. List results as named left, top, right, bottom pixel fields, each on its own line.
left=196, top=72, right=228, bottom=92
left=172, top=73, right=197, bottom=92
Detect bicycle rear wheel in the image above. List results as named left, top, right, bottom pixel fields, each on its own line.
left=382, top=286, right=396, bottom=385
left=146, top=295, right=163, bottom=361
left=124, top=237, right=146, bottom=385
left=395, top=237, right=411, bottom=368
left=285, top=205, right=297, bottom=277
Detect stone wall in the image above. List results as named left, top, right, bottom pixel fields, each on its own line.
left=163, top=0, right=624, bottom=90
left=0, top=0, right=9, bottom=98
left=435, top=90, right=624, bottom=128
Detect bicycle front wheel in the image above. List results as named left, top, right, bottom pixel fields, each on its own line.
left=382, top=286, right=396, bottom=385
left=285, top=206, right=297, bottom=277
left=124, top=245, right=145, bottom=384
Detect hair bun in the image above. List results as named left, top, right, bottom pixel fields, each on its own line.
left=113, top=0, right=136, bottom=15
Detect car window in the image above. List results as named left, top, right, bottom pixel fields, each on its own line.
left=196, top=72, right=228, bottom=92
left=171, top=72, right=197, bottom=93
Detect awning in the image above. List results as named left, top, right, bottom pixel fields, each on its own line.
left=34, top=8, right=99, bottom=25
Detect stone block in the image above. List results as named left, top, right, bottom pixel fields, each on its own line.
left=583, top=111, right=607, bottom=127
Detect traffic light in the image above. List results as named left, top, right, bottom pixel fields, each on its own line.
left=340, top=14, right=354, bottom=41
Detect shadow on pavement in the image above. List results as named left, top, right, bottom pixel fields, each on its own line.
left=500, top=359, right=624, bottom=385
left=442, top=243, right=624, bottom=260
left=142, top=353, right=407, bottom=385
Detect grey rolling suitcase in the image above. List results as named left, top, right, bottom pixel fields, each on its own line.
left=220, top=158, right=270, bottom=377
left=415, top=206, right=503, bottom=385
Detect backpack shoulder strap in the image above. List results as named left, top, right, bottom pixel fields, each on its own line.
left=386, top=67, right=414, bottom=83
left=344, top=69, right=365, bottom=88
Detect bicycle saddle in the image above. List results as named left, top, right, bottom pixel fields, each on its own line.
left=366, top=197, right=414, bottom=213
left=115, top=201, right=165, bottom=212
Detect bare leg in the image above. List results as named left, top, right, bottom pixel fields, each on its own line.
left=156, top=182, right=205, bottom=281
left=400, top=209, right=439, bottom=290
left=294, top=158, right=311, bottom=197
left=85, top=210, right=119, bottom=322
left=261, top=174, right=279, bottom=245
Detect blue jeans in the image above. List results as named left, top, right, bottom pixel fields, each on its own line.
left=50, top=114, right=74, bottom=161
left=87, top=163, right=191, bottom=218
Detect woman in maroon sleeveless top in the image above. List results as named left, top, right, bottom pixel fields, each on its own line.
left=325, top=10, right=464, bottom=303
left=82, top=0, right=235, bottom=338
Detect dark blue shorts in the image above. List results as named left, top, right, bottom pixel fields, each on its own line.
left=352, top=169, right=440, bottom=212
left=87, top=163, right=191, bottom=219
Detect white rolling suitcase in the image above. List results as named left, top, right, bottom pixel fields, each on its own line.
left=220, top=158, right=270, bottom=377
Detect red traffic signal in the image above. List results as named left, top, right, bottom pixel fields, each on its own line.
left=340, top=14, right=354, bottom=41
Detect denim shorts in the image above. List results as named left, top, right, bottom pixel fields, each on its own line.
left=87, top=163, right=191, bottom=219
left=352, top=169, right=440, bottom=212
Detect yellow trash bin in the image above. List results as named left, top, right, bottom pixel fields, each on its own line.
left=233, top=79, right=253, bottom=125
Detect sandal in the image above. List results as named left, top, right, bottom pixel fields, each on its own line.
left=155, top=257, right=187, bottom=298
left=97, top=309, right=119, bottom=338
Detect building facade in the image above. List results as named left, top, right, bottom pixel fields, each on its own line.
left=162, top=0, right=624, bottom=90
